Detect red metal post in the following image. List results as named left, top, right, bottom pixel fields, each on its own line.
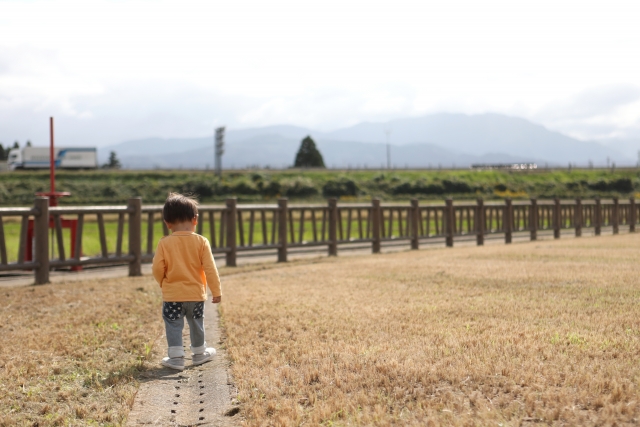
left=27, top=117, right=77, bottom=268
left=50, top=117, right=56, bottom=205
left=38, top=117, right=69, bottom=204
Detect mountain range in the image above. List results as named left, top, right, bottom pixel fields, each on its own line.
left=98, top=113, right=636, bottom=169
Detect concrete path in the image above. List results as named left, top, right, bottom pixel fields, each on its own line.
left=126, top=298, right=240, bottom=426
left=0, top=263, right=154, bottom=288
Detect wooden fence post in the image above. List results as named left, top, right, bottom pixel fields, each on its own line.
left=575, top=198, right=582, bottom=237
left=372, top=199, right=381, bottom=254
left=612, top=197, right=619, bottom=235
left=553, top=198, right=561, bottom=239
left=630, top=198, right=636, bottom=232
left=445, top=199, right=454, bottom=247
left=594, top=198, right=601, bottom=236
left=504, top=198, right=512, bottom=244
left=226, top=198, right=237, bottom=267
left=34, top=197, right=50, bottom=285
left=328, top=198, right=338, bottom=256
left=128, top=197, right=142, bottom=276
left=277, top=198, right=288, bottom=262
left=529, top=198, right=537, bottom=241
left=476, top=198, right=484, bottom=246
left=410, top=199, right=419, bottom=250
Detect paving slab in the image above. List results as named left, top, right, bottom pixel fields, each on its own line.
left=126, top=298, right=239, bottom=427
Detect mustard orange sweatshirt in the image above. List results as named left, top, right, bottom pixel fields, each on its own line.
left=152, top=231, right=221, bottom=302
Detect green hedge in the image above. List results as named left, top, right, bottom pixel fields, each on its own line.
left=1, top=169, right=639, bottom=206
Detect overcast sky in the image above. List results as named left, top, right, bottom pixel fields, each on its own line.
left=1, top=0, right=640, bottom=147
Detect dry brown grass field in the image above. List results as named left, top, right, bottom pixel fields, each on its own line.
left=0, top=262, right=273, bottom=427
left=0, top=276, right=164, bottom=426
left=222, top=234, right=640, bottom=426
left=2, top=235, right=639, bottom=426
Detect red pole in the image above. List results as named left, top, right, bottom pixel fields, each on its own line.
left=49, top=117, right=56, bottom=206
left=50, top=117, right=54, bottom=193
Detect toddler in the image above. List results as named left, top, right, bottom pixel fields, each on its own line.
left=152, top=193, right=222, bottom=370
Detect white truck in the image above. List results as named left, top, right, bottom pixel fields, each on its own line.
left=8, top=147, right=98, bottom=170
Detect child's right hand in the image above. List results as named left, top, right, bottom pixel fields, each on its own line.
left=212, top=296, right=221, bottom=304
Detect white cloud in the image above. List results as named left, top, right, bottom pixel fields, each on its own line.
left=533, top=85, right=640, bottom=140
left=535, top=85, right=640, bottom=121
left=1, top=0, right=640, bottom=145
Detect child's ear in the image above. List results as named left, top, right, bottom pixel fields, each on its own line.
left=192, top=215, right=198, bottom=225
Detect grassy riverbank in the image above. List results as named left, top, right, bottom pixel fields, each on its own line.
left=1, top=168, right=640, bottom=205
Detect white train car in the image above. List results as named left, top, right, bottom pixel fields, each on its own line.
left=8, top=147, right=98, bottom=170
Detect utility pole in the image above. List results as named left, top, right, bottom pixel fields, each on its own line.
left=385, top=129, right=391, bottom=169
left=214, top=126, right=225, bottom=177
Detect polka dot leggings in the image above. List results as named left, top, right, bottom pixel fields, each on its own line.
left=163, top=301, right=207, bottom=358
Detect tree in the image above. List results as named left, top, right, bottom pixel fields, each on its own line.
left=26, top=140, right=32, bottom=147
left=0, top=144, right=5, bottom=161
left=12, top=141, right=19, bottom=149
left=102, top=151, right=122, bottom=169
left=294, top=136, right=325, bottom=168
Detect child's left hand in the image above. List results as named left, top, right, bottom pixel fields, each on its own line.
left=212, top=295, right=221, bottom=303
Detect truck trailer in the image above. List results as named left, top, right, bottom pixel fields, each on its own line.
left=8, top=147, right=98, bottom=170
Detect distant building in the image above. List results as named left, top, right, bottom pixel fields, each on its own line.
left=470, top=163, right=537, bottom=171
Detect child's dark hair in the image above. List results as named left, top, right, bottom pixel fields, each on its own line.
left=163, top=192, right=198, bottom=224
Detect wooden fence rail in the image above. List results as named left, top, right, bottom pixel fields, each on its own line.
left=1, top=197, right=638, bottom=284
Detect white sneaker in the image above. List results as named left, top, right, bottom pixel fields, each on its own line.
left=161, top=357, right=185, bottom=371
left=192, top=348, right=216, bottom=366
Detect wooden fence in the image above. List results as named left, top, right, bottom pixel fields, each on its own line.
left=0, top=197, right=637, bottom=285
